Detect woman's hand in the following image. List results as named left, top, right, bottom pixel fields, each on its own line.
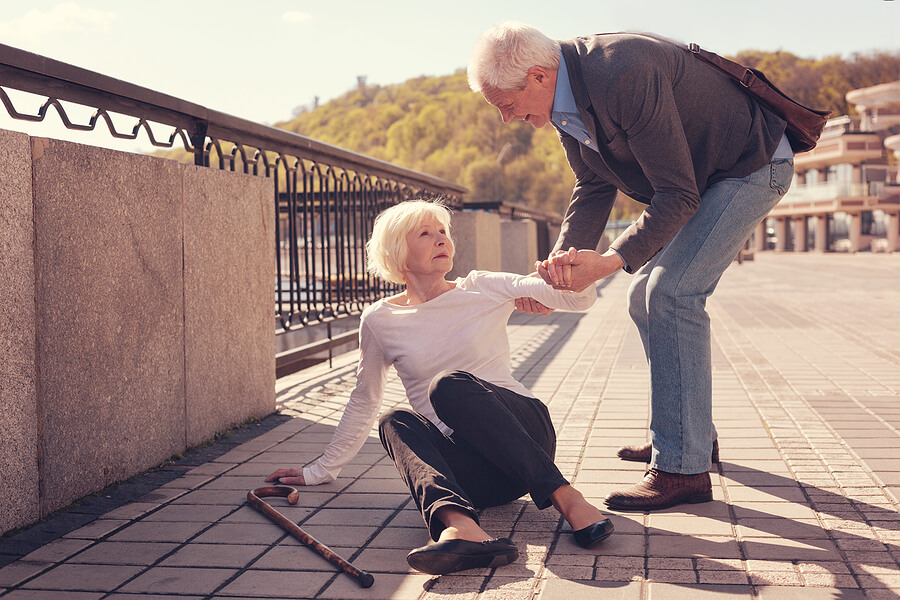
left=265, top=467, right=306, bottom=486
left=515, top=296, right=554, bottom=315
left=515, top=271, right=555, bottom=315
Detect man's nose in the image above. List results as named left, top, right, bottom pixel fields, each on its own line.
left=499, top=108, right=513, bottom=124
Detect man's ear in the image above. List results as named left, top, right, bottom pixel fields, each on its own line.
left=528, top=66, right=550, bottom=85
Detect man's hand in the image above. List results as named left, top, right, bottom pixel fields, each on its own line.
left=265, top=467, right=306, bottom=486
left=538, top=247, right=624, bottom=292
left=538, top=248, right=577, bottom=288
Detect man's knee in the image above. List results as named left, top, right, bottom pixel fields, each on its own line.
left=646, top=272, right=706, bottom=318
left=627, top=274, right=650, bottom=323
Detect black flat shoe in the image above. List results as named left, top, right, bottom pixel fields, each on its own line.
left=406, top=537, right=518, bottom=575
left=572, top=518, right=615, bottom=548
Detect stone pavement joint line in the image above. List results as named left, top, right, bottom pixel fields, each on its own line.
left=0, top=253, right=898, bottom=599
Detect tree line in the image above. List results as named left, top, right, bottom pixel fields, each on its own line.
left=159, top=49, right=900, bottom=219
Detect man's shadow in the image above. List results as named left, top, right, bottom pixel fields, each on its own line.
left=537, top=463, right=896, bottom=598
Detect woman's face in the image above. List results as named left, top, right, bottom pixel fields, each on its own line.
left=403, top=215, right=453, bottom=279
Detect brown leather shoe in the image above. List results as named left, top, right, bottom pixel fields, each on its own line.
left=604, top=469, right=713, bottom=511
left=616, top=440, right=720, bottom=463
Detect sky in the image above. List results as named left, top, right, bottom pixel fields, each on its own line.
left=1, top=0, right=897, bottom=153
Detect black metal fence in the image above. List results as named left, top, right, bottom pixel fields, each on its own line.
left=0, top=43, right=466, bottom=370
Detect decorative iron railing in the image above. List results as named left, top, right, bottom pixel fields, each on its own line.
left=0, top=43, right=466, bottom=358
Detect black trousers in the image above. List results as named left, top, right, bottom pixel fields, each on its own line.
left=378, top=370, right=569, bottom=541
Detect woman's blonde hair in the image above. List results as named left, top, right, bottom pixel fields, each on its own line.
left=366, top=200, right=454, bottom=284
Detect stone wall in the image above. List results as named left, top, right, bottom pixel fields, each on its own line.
left=182, top=165, right=275, bottom=446
left=448, top=210, right=501, bottom=280
left=500, top=219, right=538, bottom=275
left=0, top=130, right=40, bottom=533
left=1, top=133, right=275, bottom=533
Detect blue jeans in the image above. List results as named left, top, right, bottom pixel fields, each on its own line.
left=627, top=158, right=794, bottom=474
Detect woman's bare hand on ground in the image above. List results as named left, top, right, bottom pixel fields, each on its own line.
left=265, top=467, right=306, bottom=486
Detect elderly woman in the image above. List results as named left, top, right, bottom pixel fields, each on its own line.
left=266, top=200, right=612, bottom=576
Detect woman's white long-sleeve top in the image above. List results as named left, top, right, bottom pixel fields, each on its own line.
left=302, top=270, right=596, bottom=485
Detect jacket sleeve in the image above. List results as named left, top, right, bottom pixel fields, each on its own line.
left=553, top=130, right=618, bottom=256
left=302, top=319, right=389, bottom=485
left=604, top=60, right=702, bottom=271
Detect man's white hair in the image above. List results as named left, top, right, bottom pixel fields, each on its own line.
left=467, top=21, right=560, bottom=93
left=366, top=200, right=454, bottom=285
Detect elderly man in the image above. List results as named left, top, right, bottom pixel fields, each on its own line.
left=468, top=22, right=794, bottom=511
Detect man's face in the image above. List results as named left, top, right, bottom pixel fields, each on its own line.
left=482, top=67, right=557, bottom=129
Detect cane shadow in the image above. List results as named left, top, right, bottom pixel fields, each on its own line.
left=719, top=462, right=900, bottom=537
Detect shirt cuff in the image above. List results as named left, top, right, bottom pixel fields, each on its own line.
left=302, top=463, right=336, bottom=486
left=609, top=248, right=629, bottom=272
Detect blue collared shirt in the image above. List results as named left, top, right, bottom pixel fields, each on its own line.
left=552, top=51, right=627, bottom=269
left=772, top=132, right=793, bottom=159
left=551, top=51, right=598, bottom=153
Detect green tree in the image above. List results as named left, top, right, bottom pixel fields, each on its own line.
left=153, top=51, right=899, bottom=219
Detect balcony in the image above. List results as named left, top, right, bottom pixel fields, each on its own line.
left=793, top=131, right=884, bottom=171
left=782, top=181, right=867, bottom=203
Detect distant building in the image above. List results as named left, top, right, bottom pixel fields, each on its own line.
left=757, top=80, right=900, bottom=253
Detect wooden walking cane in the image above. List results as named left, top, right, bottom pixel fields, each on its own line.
left=247, top=486, right=375, bottom=588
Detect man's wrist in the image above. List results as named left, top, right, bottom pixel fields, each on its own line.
left=603, top=248, right=627, bottom=271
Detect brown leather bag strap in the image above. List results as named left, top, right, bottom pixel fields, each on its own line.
left=681, top=41, right=832, bottom=152
left=687, top=43, right=772, bottom=97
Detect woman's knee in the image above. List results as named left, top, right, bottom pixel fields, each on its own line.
left=380, top=407, right=420, bottom=428
left=627, top=287, right=645, bottom=323
left=378, top=408, right=420, bottom=440
left=378, top=408, right=428, bottom=457
left=428, top=370, right=476, bottom=414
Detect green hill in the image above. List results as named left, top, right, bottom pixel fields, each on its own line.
left=274, top=70, right=582, bottom=216
left=158, top=49, right=900, bottom=219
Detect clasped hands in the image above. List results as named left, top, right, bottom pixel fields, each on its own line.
left=515, top=247, right=624, bottom=315
left=536, top=247, right=624, bottom=292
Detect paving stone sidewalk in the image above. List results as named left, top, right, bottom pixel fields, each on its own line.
left=0, top=253, right=898, bottom=600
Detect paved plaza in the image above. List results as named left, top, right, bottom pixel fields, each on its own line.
left=1, top=252, right=898, bottom=600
